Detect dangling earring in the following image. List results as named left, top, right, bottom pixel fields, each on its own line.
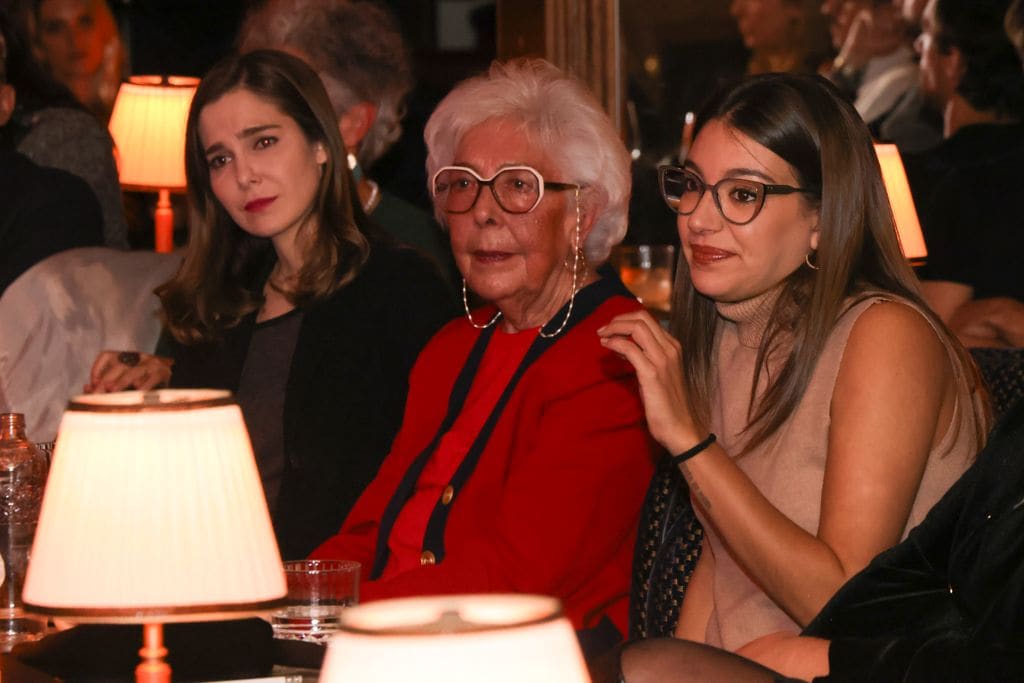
left=462, top=279, right=502, bottom=329
left=347, top=150, right=380, bottom=212
left=347, top=152, right=362, bottom=182
left=804, top=251, right=820, bottom=271
left=539, top=188, right=582, bottom=339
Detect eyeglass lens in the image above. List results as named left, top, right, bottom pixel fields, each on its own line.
left=433, top=168, right=543, bottom=214
left=661, top=168, right=766, bottom=224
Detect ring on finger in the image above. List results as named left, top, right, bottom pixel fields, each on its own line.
left=118, top=351, right=141, bottom=367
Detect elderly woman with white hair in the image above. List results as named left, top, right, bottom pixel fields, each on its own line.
left=312, top=58, right=657, bottom=657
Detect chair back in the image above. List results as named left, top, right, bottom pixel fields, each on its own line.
left=0, top=247, right=182, bottom=441
left=628, top=456, right=703, bottom=640
left=970, top=347, right=1024, bottom=424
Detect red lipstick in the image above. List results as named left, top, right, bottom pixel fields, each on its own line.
left=689, top=245, right=733, bottom=266
left=245, top=197, right=276, bottom=212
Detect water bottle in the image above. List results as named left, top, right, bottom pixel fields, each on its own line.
left=0, top=413, right=48, bottom=648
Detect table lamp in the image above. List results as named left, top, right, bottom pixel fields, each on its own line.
left=22, top=389, right=286, bottom=683
left=874, top=143, right=927, bottom=264
left=319, top=593, right=591, bottom=682
left=108, top=76, right=198, bottom=253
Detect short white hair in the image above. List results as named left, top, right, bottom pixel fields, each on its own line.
left=424, top=58, right=631, bottom=264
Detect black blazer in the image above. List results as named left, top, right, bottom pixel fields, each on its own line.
left=167, top=240, right=458, bottom=559
left=805, top=398, right=1024, bottom=681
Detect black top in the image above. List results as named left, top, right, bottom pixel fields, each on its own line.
left=905, top=123, right=1024, bottom=300
left=0, top=149, right=103, bottom=295
left=166, top=239, right=458, bottom=558
left=805, top=399, right=1024, bottom=681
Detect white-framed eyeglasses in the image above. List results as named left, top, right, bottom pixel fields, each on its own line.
left=431, top=165, right=580, bottom=215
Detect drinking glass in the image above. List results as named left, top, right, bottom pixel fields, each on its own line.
left=271, top=559, right=360, bottom=643
left=611, top=245, right=675, bottom=314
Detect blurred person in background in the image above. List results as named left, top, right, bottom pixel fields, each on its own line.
left=730, top=0, right=834, bottom=74
left=237, top=0, right=454, bottom=282
left=27, top=0, right=122, bottom=122
left=0, top=8, right=102, bottom=295
left=0, top=0, right=126, bottom=247
left=905, top=0, right=1024, bottom=347
left=821, top=0, right=942, bottom=152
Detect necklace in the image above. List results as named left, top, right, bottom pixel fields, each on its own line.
left=362, top=180, right=381, bottom=214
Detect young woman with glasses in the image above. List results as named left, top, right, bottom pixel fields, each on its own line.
left=311, top=58, right=657, bottom=656
left=598, top=72, right=988, bottom=672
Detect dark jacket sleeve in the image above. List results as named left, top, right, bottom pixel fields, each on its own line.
left=807, top=403, right=1024, bottom=682
left=0, top=156, right=104, bottom=295
left=274, top=245, right=457, bottom=559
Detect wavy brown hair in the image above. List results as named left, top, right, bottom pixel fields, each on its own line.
left=670, top=72, right=988, bottom=453
left=158, top=49, right=369, bottom=344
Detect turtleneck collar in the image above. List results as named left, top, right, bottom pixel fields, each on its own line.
left=715, top=285, right=783, bottom=348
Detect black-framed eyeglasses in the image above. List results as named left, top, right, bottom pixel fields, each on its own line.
left=431, top=165, right=580, bottom=215
left=658, top=165, right=818, bottom=226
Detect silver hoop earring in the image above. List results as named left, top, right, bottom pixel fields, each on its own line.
left=462, top=279, right=501, bottom=329
left=804, top=251, right=820, bottom=271
left=539, top=188, right=582, bottom=339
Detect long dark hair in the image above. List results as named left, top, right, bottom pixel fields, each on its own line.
left=158, top=49, right=370, bottom=344
left=670, top=72, right=987, bottom=452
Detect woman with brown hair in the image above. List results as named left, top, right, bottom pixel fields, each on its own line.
left=87, top=49, right=455, bottom=559
left=599, top=72, right=987, bottom=654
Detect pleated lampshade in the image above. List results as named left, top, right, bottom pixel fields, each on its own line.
left=319, top=594, right=591, bottom=682
left=23, top=389, right=285, bottom=622
left=108, top=76, right=197, bottom=193
left=107, top=76, right=197, bottom=253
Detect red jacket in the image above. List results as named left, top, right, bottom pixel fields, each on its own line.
left=312, top=279, right=658, bottom=638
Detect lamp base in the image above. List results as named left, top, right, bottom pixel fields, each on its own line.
left=154, top=189, right=175, bottom=254
left=136, top=622, right=170, bottom=683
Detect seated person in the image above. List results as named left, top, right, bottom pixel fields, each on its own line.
left=28, top=0, right=123, bottom=122
left=237, top=0, right=455, bottom=282
left=311, top=58, right=657, bottom=655
left=597, top=71, right=987, bottom=653
left=87, top=50, right=456, bottom=559
left=906, top=0, right=1024, bottom=347
left=821, top=0, right=941, bottom=152
left=0, top=21, right=102, bottom=296
left=1, top=5, right=126, bottom=248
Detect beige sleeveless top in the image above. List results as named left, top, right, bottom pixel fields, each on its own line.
left=698, top=289, right=979, bottom=651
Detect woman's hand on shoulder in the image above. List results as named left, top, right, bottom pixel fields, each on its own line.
left=597, top=310, right=702, bottom=453
left=85, top=350, right=173, bottom=393
left=821, top=300, right=953, bottom=575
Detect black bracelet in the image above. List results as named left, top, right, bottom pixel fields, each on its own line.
left=670, top=433, right=717, bottom=466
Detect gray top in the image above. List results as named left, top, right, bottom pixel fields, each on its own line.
left=236, top=308, right=305, bottom=515
left=16, top=107, right=129, bottom=249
